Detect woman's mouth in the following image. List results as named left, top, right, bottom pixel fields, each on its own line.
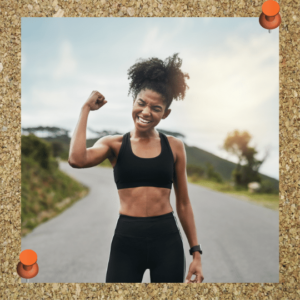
left=137, top=116, right=151, bottom=125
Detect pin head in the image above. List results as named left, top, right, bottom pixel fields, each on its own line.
left=20, top=249, right=37, bottom=266
left=262, top=0, right=280, bottom=17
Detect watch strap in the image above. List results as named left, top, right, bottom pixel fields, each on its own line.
left=189, top=244, right=203, bottom=255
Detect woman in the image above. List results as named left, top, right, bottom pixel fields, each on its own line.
left=68, top=53, right=204, bottom=283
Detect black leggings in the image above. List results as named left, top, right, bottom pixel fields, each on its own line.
left=105, top=211, right=186, bottom=283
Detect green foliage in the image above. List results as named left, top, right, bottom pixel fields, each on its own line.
left=59, top=151, right=69, bottom=160
left=231, top=167, right=260, bottom=188
left=21, top=134, right=89, bottom=237
left=98, top=158, right=112, bottom=167
left=49, top=141, right=69, bottom=160
left=259, top=180, right=278, bottom=194
left=51, top=141, right=64, bottom=157
left=205, top=162, right=223, bottom=183
left=186, top=163, right=223, bottom=183
left=21, top=134, right=55, bottom=170
left=186, top=164, right=205, bottom=177
left=223, top=130, right=268, bottom=189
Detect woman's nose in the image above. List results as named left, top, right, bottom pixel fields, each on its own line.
left=142, top=105, right=151, bottom=115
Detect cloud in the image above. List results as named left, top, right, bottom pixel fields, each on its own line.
left=52, top=40, right=77, bottom=80
left=181, top=33, right=278, bottom=131
left=22, top=53, right=26, bottom=69
left=139, top=20, right=187, bottom=55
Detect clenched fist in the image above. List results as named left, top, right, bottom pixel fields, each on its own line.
left=84, top=91, right=107, bottom=111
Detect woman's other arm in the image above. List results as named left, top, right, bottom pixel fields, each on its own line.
left=171, top=137, right=204, bottom=283
left=68, top=91, right=111, bottom=168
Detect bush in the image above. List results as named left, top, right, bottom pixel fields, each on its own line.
left=190, top=173, right=199, bottom=182
left=205, top=162, right=223, bottom=183
left=51, top=141, right=64, bottom=157
left=259, top=180, right=278, bottom=194
left=22, top=134, right=53, bottom=170
left=59, top=150, right=69, bottom=160
left=186, top=164, right=205, bottom=177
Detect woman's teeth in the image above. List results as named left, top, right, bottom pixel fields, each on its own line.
left=138, top=116, right=151, bottom=124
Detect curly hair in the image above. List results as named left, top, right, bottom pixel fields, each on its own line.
left=127, top=53, right=190, bottom=111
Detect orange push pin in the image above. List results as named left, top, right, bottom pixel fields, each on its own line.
left=259, top=0, right=281, bottom=33
left=17, top=249, right=39, bottom=282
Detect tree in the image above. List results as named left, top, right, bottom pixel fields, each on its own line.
left=51, top=141, right=64, bottom=157
left=222, top=130, right=269, bottom=187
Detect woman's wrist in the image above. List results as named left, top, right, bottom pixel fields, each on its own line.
left=81, top=103, right=91, bottom=112
left=193, top=251, right=202, bottom=261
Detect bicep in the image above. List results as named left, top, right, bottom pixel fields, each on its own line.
left=173, top=139, right=190, bottom=207
left=84, top=136, right=113, bottom=168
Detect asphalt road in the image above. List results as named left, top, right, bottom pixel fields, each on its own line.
left=21, top=161, right=279, bottom=283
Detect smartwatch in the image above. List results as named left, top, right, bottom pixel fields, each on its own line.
left=189, top=244, right=203, bottom=255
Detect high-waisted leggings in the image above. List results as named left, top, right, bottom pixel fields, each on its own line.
left=105, top=211, right=186, bottom=283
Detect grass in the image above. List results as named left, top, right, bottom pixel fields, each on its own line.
left=22, top=156, right=89, bottom=237
left=97, top=159, right=112, bottom=168
left=187, top=176, right=279, bottom=211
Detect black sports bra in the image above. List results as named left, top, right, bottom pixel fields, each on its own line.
left=113, top=131, right=175, bottom=190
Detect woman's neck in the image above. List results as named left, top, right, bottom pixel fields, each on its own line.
left=130, top=128, right=159, bottom=139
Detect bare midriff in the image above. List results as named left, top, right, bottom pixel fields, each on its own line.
left=110, top=134, right=175, bottom=217
left=118, top=186, right=173, bottom=217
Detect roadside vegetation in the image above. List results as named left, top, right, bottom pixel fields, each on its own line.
left=187, top=175, right=278, bottom=211
left=21, top=134, right=89, bottom=237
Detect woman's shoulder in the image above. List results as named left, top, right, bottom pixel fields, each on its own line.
left=164, top=134, right=184, bottom=147
left=164, top=135, right=185, bottom=162
left=106, top=134, right=126, bottom=146
left=96, top=134, right=125, bottom=149
left=97, top=134, right=126, bottom=160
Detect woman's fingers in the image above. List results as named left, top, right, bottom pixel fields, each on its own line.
left=186, top=274, right=204, bottom=283
left=185, top=270, right=193, bottom=283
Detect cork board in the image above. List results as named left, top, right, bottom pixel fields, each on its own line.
left=0, top=0, right=298, bottom=299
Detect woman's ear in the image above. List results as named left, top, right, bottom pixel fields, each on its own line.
left=162, top=109, right=171, bottom=119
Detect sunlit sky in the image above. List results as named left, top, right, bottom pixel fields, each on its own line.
left=21, top=18, right=279, bottom=179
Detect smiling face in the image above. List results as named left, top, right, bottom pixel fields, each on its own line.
left=132, top=88, right=171, bottom=132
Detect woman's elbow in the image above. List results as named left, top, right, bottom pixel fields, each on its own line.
left=68, top=157, right=82, bottom=168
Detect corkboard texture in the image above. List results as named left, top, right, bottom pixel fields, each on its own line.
left=0, top=0, right=299, bottom=299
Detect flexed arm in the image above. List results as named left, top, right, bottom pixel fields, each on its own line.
left=68, top=91, right=111, bottom=168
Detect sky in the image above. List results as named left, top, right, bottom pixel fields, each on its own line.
left=21, top=18, right=279, bottom=180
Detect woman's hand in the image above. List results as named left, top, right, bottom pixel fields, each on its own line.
left=83, top=90, right=107, bottom=111
left=185, top=257, right=204, bottom=283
